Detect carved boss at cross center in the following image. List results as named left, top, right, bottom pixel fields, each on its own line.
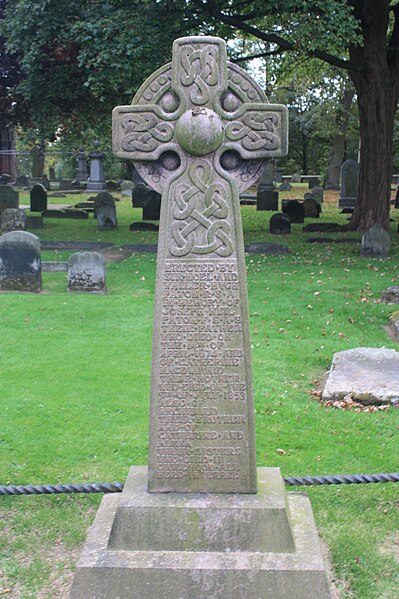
left=113, top=37, right=288, bottom=258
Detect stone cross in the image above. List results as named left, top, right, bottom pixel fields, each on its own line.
left=113, top=36, right=288, bottom=493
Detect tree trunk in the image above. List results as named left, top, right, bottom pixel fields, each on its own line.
left=349, top=75, right=396, bottom=230
left=325, top=83, right=354, bottom=190
left=348, top=0, right=399, bottom=231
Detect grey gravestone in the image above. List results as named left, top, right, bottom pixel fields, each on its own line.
left=0, top=185, right=19, bottom=214
left=75, top=147, right=88, bottom=181
left=291, top=172, right=301, bottom=183
left=30, top=183, right=48, bottom=212
left=71, top=35, right=331, bottom=599
left=282, top=199, right=305, bottom=223
left=304, top=185, right=323, bottom=204
left=361, top=224, right=390, bottom=257
left=270, top=212, right=291, bottom=234
left=257, top=189, right=278, bottom=210
left=87, top=140, right=107, bottom=191
left=94, top=192, right=117, bottom=230
left=1, top=208, right=26, bottom=232
left=49, top=166, right=56, bottom=181
left=68, top=252, right=106, bottom=293
left=120, top=180, right=134, bottom=197
left=0, top=231, right=41, bottom=292
left=381, top=286, right=399, bottom=303
left=30, top=146, right=42, bottom=179
left=303, top=197, right=321, bottom=218
left=42, top=174, right=50, bottom=190
left=323, top=347, right=399, bottom=405
left=339, top=159, right=359, bottom=208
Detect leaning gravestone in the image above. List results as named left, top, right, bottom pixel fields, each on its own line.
left=1, top=208, right=26, bottom=232
left=94, top=192, right=117, bottom=230
left=339, top=159, right=359, bottom=208
left=361, top=224, right=390, bottom=258
left=0, top=185, right=19, bottom=214
left=0, top=231, right=41, bottom=292
left=71, top=35, right=331, bottom=599
left=68, top=252, right=106, bottom=293
left=30, top=183, right=48, bottom=212
left=303, top=197, right=321, bottom=218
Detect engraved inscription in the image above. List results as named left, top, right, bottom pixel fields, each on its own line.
left=154, top=260, right=249, bottom=481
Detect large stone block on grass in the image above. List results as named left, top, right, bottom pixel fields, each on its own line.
left=323, top=347, right=399, bottom=405
left=70, top=467, right=332, bottom=599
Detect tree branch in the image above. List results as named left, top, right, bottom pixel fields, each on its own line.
left=197, top=0, right=369, bottom=73
left=232, top=49, right=282, bottom=63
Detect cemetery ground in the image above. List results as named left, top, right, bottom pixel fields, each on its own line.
left=0, top=186, right=399, bottom=598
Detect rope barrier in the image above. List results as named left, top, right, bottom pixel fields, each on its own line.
left=1, top=472, right=398, bottom=496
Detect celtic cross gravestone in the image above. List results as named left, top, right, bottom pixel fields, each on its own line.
left=113, top=35, right=288, bottom=493
left=71, top=36, right=331, bottom=599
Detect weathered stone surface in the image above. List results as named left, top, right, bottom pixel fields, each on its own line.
left=381, top=286, right=399, bottom=303
left=0, top=185, right=19, bottom=213
left=94, top=192, right=117, bottom=230
left=42, top=261, right=68, bottom=272
left=71, top=468, right=332, bottom=599
left=339, top=159, right=359, bottom=208
left=361, top=224, right=390, bottom=258
left=270, top=212, right=291, bottom=234
left=1, top=208, right=26, bottom=232
left=68, top=252, right=106, bottom=292
left=245, top=242, right=289, bottom=254
left=0, top=231, right=41, bottom=292
left=387, top=311, right=399, bottom=342
left=120, top=180, right=134, bottom=197
left=113, top=35, right=288, bottom=494
left=30, top=183, right=48, bottom=212
left=322, top=347, right=399, bottom=405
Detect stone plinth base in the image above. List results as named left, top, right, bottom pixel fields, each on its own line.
left=70, top=467, right=332, bottom=598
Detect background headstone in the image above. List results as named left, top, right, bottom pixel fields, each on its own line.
left=291, top=172, right=301, bottom=183
left=282, top=199, right=305, bottom=223
left=1, top=208, right=26, bottom=232
left=0, top=173, right=11, bottom=185
left=68, top=251, right=106, bottom=293
left=361, top=224, right=390, bottom=257
left=279, top=180, right=292, bottom=191
left=120, top=180, right=134, bottom=198
left=142, top=190, right=161, bottom=220
left=303, top=197, right=321, bottom=218
left=339, top=159, right=359, bottom=208
left=270, top=212, right=291, bottom=234
left=94, top=192, right=117, bottom=230
left=304, top=186, right=323, bottom=204
left=87, top=140, right=107, bottom=192
left=0, top=231, right=41, bottom=292
left=30, top=183, right=48, bottom=212
left=75, top=147, right=88, bottom=182
left=0, top=185, right=19, bottom=214
left=49, top=166, right=56, bottom=181
left=388, top=311, right=399, bottom=342
left=15, top=175, right=29, bottom=187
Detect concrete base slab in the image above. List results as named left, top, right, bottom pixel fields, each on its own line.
left=70, top=467, right=332, bottom=598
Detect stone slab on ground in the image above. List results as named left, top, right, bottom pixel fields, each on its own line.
left=322, top=347, right=399, bottom=405
left=306, top=237, right=358, bottom=244
left=245, top=242, right=289, bottom=254
left=302, top=223, right=348, bottom=233
left=70, top=467, right=332, bottom=599
left=381, top=286, right=399, bottom=304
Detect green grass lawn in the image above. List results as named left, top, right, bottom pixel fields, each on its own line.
left=1, top=188, right=399, bottom=597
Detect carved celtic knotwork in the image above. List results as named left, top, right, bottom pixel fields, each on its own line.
left=169, top=159, right=233, bottom=257
left=180, top=45, right=219, bottom=105
left=225, top=111, right=281, bottom=153
left=120, top=112, right=174, bottom=153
